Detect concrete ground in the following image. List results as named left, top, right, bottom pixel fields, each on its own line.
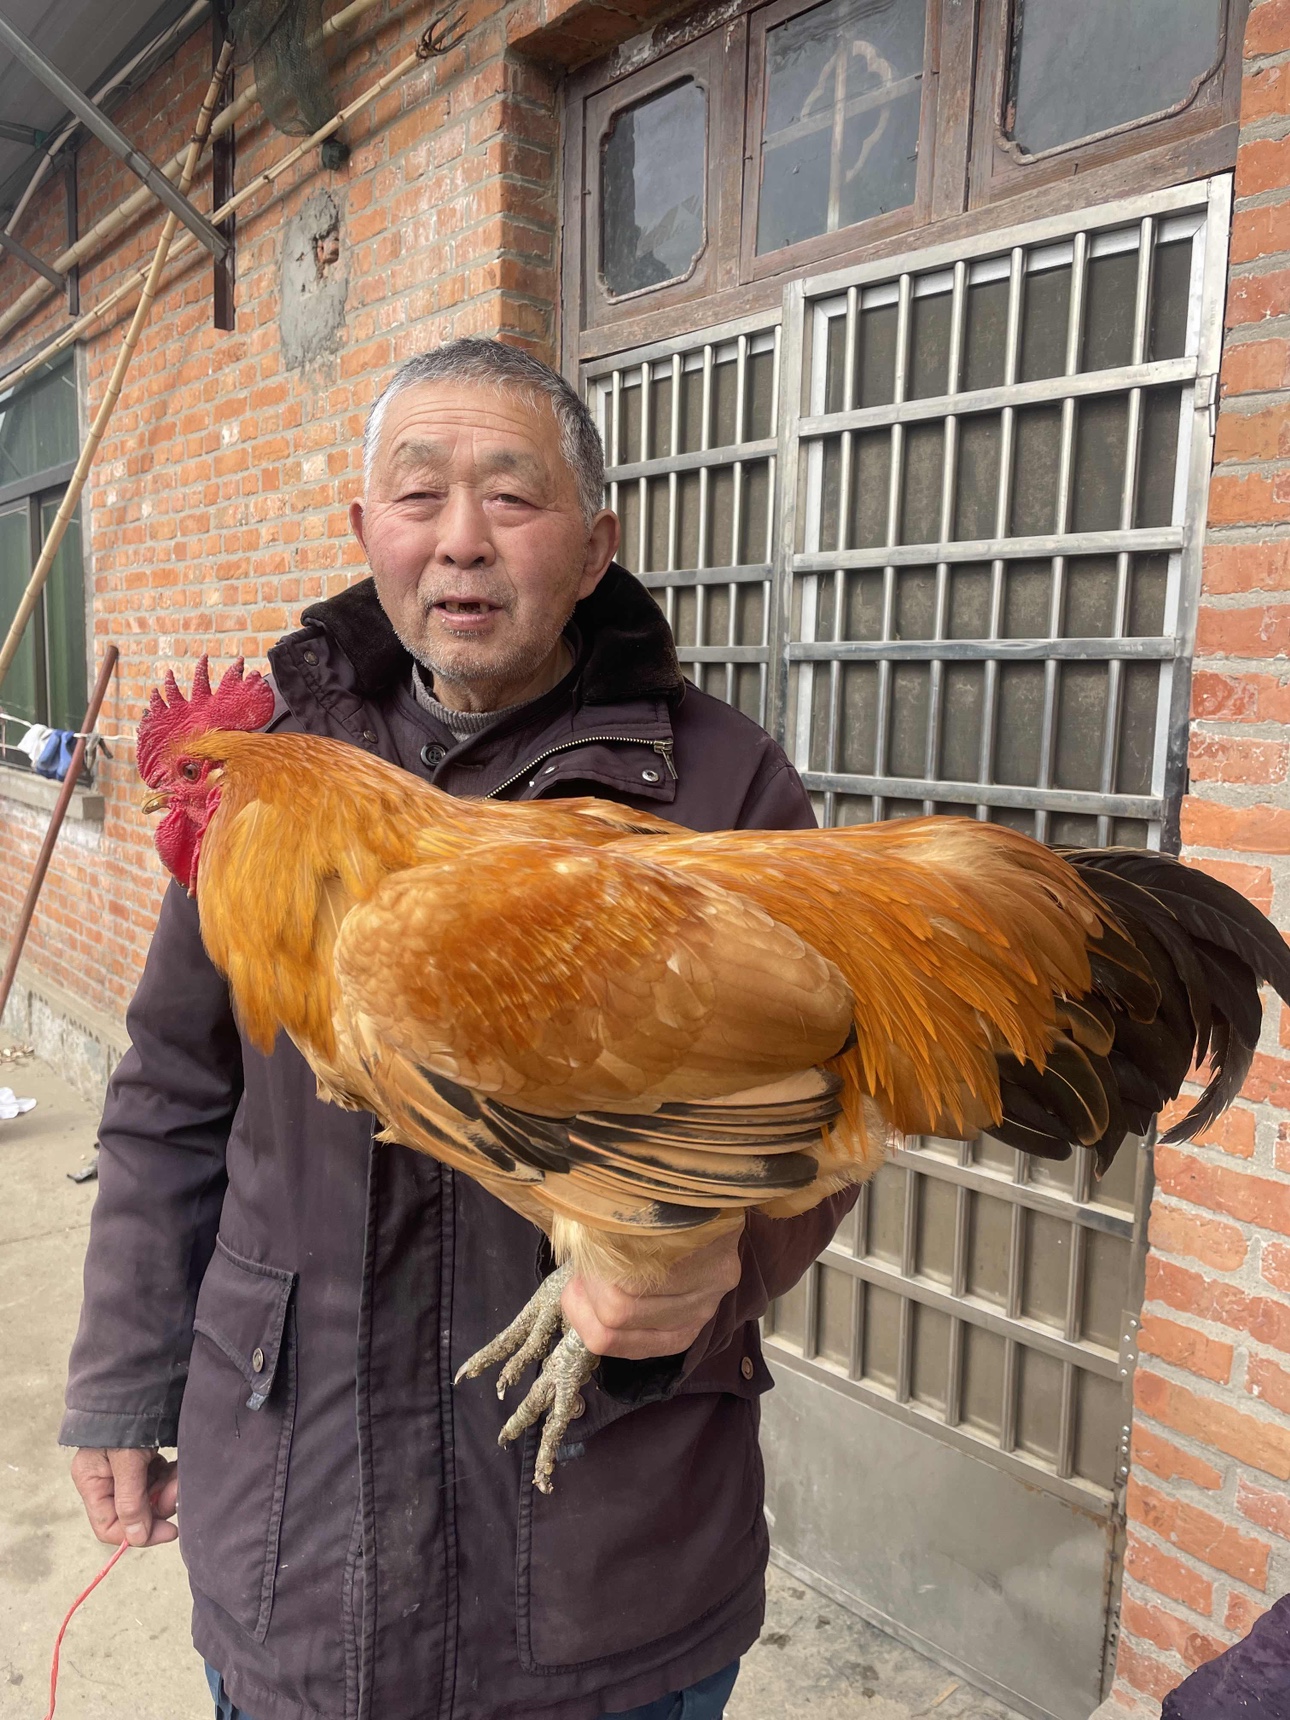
left=1, top=1051, right=1026, bottom=1720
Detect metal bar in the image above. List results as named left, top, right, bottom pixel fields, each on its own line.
left=0, top=220, right=63, bottom=287
left=674, top=645, right=772, bottom=665
left=799, top=770, right=1159, bottom=821
left=606, top=437, right=779, bottom=484
left=212, top=13, right=236, bottom=332
left=789, top=635, right=1175, bottom=661
left=883, top=1145, right=1137, bottom=1236
left=0, top=10, right=228, bottom=260
left=0, top=644, right=118, bottom=1022
left=796, top=354, right=1195, bottom=438
left=63, top=152, right=77, bottom=316
left=800, top=177, right=1215, bottom=301
left=761, top=1346, right=1116, bottom=1518
left=793, top=525, right=1183, bottom=572
left=812, top=1248, right=1121, bottom=1379
left=636, top=563, right=771, bottom=589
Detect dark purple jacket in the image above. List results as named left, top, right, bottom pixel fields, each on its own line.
left=62, top=566, right=855, bottom=1720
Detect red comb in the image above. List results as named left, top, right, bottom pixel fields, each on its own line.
left=137, top=655, right=275, bottom=786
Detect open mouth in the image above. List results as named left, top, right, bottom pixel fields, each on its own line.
left=432, top=599, right=503, bottom=629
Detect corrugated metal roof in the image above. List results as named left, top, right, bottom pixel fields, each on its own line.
left=0, top=0, right=209, bottom=222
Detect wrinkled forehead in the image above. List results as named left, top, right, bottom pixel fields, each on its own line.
left=372, top=379, right=567, bottom=487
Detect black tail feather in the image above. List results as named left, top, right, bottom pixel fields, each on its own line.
left=991, top=847, right=1287, bottom=1179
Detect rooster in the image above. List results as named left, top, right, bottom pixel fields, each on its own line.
left=139, top=657, right=1290, bottom=1491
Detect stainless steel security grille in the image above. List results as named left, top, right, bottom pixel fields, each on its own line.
left=581, top=176, right=1229, bottom=1716
left=588, top=319, right=782, bottom=725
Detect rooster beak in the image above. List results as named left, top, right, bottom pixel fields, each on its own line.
left=141, top=789, right=169, bottom=815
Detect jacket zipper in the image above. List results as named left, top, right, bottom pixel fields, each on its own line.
left=485, top=736, right=677, bottom=799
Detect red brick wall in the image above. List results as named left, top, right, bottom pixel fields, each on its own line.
left=1108, top=0, right=1290, bottom=1710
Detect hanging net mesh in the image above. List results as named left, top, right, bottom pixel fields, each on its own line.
left=224, top=0, right=350, bottom=169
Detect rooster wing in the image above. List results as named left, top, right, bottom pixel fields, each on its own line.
left=328, top=839, right=856, bottom=1237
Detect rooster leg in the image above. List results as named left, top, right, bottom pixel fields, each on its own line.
left=453, top=1263, right=600, bottom=1494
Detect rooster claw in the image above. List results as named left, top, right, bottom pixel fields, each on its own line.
left=454, top=1263, right=599, bottom=1491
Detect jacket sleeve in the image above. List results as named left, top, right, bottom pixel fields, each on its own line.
left=600, top=738, right=860, bottom=1402
left=60, top=881, right=243, bottom=1450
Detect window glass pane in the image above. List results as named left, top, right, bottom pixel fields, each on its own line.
left=0, top=502, right=36, bottom=739
left=1010, top=0, right=1224, bottom=156
left=601, top=80, right=706, bottom=296
left=0, top=362, right=77, bottom=486
left=41, top=495, right=85, bottom=733
left=757, top=0, right=924, bottom=255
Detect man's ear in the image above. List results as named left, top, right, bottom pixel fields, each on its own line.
left=349, top=498, right=368, bottom=556
left=577, top=508, right=621, bottom=600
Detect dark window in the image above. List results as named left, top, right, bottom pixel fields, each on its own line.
left=757, top=0, right=925, bottom=253
left=601, top=80, right=708, bottom=296
left=1009, top=0, right=1226, bottom=156
left=0, top=362, right=85, bottom=770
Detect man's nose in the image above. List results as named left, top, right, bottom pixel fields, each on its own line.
left=434, top=486, right=495, bottom=568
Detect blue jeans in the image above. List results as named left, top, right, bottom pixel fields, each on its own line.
left=207, top=1658, right=740, bottom=1718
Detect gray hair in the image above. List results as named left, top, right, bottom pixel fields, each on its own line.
left=362, top=338, right=606, bottom=525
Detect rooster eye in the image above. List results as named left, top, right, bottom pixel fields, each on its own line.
left=180, top=760, right=202, bottom=782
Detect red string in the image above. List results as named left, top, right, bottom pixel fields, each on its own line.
left=45, top=1541, right=130, bottom=1720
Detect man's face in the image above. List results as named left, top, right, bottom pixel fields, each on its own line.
left=350, top=380, right=618, bottom=704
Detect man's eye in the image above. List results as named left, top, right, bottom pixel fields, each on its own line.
left=493, top=493, right=528, bottom=506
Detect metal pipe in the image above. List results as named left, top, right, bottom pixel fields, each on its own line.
left=4, top=0, right=210, bottom=238
left=0, top=9, right=228, bottom=259
left=0, top=0, right=387, bottom=347
left=0, top=222, right=61, bottom=285
left=0, top=11, right=453, bottom=399
left=0, top=44, right=231, bottom=694
left=0, top=644, right=118, bottom=1026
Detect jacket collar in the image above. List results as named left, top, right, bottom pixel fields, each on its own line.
left=292, top=562, right=683, bottom=708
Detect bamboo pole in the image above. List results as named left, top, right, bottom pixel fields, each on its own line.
left=0, top=645, right=118, bottom=1026
left=0, top=16, right=457, bottom=401
left=0, top=46, right=233, bottom=697
left=0, top=0, right=388, bottom=348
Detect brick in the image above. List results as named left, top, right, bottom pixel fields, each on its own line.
left=1154, top=1144, right=1290, bottom=1234
left=1181, top=795, right=1290, bottom=854
left=1247, top=1356, right=1290, bottom=1418
left=1138, top=1313, right=1234, bottom=1383
left=1225, top=1592, right=1269, bottom=1636
left=1236, top=1475, right=1290, bottom=1544
left=1196, top=601, right=1290, bottom=657
left=1147, top=1254, right=1290, bottom=1355
left=1263, top=1239, right=1290, bottom=1294
left=1115, top=1637, right=1186, bottom=1703
left=1188, top=731, right=1288, bottom=785
left=1128, top=1478, right=1271, bottom=1585
left=1245, top=0, right=1290, bottom=59
left=1131, top=1427, right=1224, bottom=1491
left=1135, top=1370, right=1290, bottom=1488
left=1237, top=135, right=1290, bottom=201
left=1120, top=1596, right=1227, bottom=1671
left=1125, top=1530, right=1215, bottom=1614
left=1202, top=541, right=1290, bottom=596
left=1231, top=195, right=1290, bottom=266
left=1220, top=337, right=1290, bottom=395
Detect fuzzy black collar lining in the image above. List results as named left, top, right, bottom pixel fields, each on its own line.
left=298, top=563, right=683, bottom=706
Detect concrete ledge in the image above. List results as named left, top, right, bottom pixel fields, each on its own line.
left=0, top=957, right=128, bottom=1107
left=0, top=763, right=104, bottom=821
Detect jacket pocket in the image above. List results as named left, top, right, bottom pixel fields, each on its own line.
left=178, top=1238, right=297, bottom=1643
left=517, top=1340, right=769, bottom=1671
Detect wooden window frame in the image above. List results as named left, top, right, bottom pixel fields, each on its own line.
left=0, top=467, right=85, bottom=774
left=968, top=0, right=1249, bottom=211
left=576, top=27, right=746, bottom=331
left=561, top=0, right=1245, bottom=367
left=737, top=0, right=963, bottom=283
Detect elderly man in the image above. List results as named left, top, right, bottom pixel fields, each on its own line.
left=63, top=340, right=853, bottom=1720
